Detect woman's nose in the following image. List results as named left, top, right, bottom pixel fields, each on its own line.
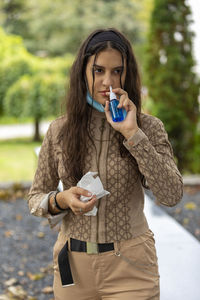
left=102, top=73, right=113, bottom=87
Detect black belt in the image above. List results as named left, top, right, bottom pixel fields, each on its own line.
left=58, top=238, right=115, bottom=287
left=70, top=238, right=114, bottom=253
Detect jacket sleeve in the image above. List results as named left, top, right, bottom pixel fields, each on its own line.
left=27, top=122, right=69, bottom=226
left=123, top=118, right=183, bottom=207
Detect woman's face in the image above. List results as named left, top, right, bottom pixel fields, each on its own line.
left=85, top=48, right=126, bottom=105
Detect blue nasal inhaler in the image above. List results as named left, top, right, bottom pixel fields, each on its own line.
left=109, top=86, right=124, bottom=122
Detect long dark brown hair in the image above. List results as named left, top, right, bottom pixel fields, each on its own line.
left=61, top=28, right=142, bottom=185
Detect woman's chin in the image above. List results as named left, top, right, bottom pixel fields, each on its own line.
left=96, top=96, right=108, bottom=106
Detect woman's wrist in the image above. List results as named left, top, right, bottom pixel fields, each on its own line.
left=122, top=127, right=139, bottom=140
left=48, top=191, right=68, bottom=215
left=56, top=191, right=69, bottom=210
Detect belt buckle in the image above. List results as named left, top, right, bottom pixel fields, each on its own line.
left=86, top=242, right=98, bottom=254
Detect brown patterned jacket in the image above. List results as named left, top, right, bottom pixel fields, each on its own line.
left=28, top=109, right=183, bottom=243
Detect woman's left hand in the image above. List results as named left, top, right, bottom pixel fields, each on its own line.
left=105, top=88, right=139, bottom=139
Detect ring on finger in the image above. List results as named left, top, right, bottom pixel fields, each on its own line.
left=79, top=208, right=83, bottom=213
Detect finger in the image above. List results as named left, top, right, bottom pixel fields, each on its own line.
left=118, top=95, right=134, bottom=111
left=118, top=97, right=130, bottom=110
left=74, top=209, right=83, bottom=216
left=104, top=100, right=110, bottom=112
left=72, top=195, right=96, bottom=210
left=112, top=88, right=128, bottom=97
left=104, top=101, right=113, bottom=123
left=74, top=196, right=97, bottom=215
left=117, top=94, right=127, bottom=108
left=73, top=204, right=86, bottom=216
left=76, top=207, right=84, bottom=215
left=119, top=98, right=130, bottom=110
left=83, top=196, right=97, bottom=212
left=71, top=186, right=92, bottom=197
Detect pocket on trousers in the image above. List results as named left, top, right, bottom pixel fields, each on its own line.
left=120, top=234, right=159, bottom=277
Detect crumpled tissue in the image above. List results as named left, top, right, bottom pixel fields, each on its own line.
left=77, top=171, right=110, bottom=216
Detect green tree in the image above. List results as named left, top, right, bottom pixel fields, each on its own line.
left=4, top=73, right=66, bottom=140
left=0, top=27, right=27, bottom=60
left=0, top=27, right=31, bottom=115
left=0, top=0, right=29, bottom=38
left=145, top=0, right=199, bottom=173
left=0, top=55, right=35, bottom=115
left=0, top=0, right=147, bottom=57
left=0, top=0, right=154, bottom=76
left=0, top=27, right=73, bottom=133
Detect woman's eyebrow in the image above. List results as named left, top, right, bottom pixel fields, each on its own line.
left=93, top=64, right=123, bottom=69
left=93, top=64, right=104, bottom=69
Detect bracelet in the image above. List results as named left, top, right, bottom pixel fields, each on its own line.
left=54, top=191, right=67, bottom=211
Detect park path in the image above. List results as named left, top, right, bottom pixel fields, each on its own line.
left=0, top=121, right=51, bottom=140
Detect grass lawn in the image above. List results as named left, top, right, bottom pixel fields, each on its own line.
left=0, top=116, right=55, bottom=125
left=0, top=138, right=41, bottom=182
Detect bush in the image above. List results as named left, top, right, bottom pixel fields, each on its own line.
left=25, top=73, right=66, bottom=119
left=4, top=75, right=31, bottom=117
left=0, top=55, right=35, bottom=114
left=0, top=27, right=35, bottom=115
left=0, top=27, right=73, bottom=116
left=4, top=72, right=66, bottom=140
left=37, top=54, right=74, bottom=77
left=0, top=27, right=27, bottom=62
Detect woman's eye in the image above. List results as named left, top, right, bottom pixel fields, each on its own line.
left=114, top=69, right=121, bottom=74
left=94, top=68, right=103, bottom=73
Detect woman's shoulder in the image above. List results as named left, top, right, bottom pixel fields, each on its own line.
left=140, top=112, right=165, bottom=134
left=47, top=115, right=67, bottom=142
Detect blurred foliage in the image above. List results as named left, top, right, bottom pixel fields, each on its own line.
left=0, top=27, right=32, bottom=114
left=145, top=0, right=200, bottom=173
left=0, top=54, right=35, bottom=115
left=0, top=27, right=73, bottom=139
left=0, top=138, right=41, bottom=182
left=24, top=73, right=66, bottom=119
left=4, top=73, right=66, bottom=140
left=0, top=0, right=29, bottom=37
left=0, top=26, right=27, bottom=60
left=0, top=0, right=153, bottom=62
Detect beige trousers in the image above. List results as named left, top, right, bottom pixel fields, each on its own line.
left=53, top=230, right=160, bottom=300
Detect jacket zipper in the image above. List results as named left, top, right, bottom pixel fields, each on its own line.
left=96, top=118, right=105, bottom=242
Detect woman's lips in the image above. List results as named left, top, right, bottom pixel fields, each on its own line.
left=99, top=91, right=109, bottom=97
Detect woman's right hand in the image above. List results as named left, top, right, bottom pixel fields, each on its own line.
left=56, top=187, right=97, bottom=215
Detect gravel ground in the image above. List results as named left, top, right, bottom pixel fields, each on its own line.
left=0, top=197, right=57, bottom=299
left=0, top=186, right=200, bottom=299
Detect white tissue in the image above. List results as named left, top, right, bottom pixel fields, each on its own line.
left=77, top=172, right=110, bottom=216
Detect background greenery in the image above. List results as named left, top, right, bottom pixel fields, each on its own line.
left=0, top=0, right=153, bottom=58
left=0, top=139, right=41, bottom=181
left=0, top=0, right=199, bottom=181
left=145, top=0, right=200, bottom=173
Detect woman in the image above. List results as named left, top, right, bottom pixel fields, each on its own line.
left=28, top=28, right=183, bottom=299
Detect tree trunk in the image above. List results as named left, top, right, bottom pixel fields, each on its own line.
left=34, top=119, right=41, bottom=141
